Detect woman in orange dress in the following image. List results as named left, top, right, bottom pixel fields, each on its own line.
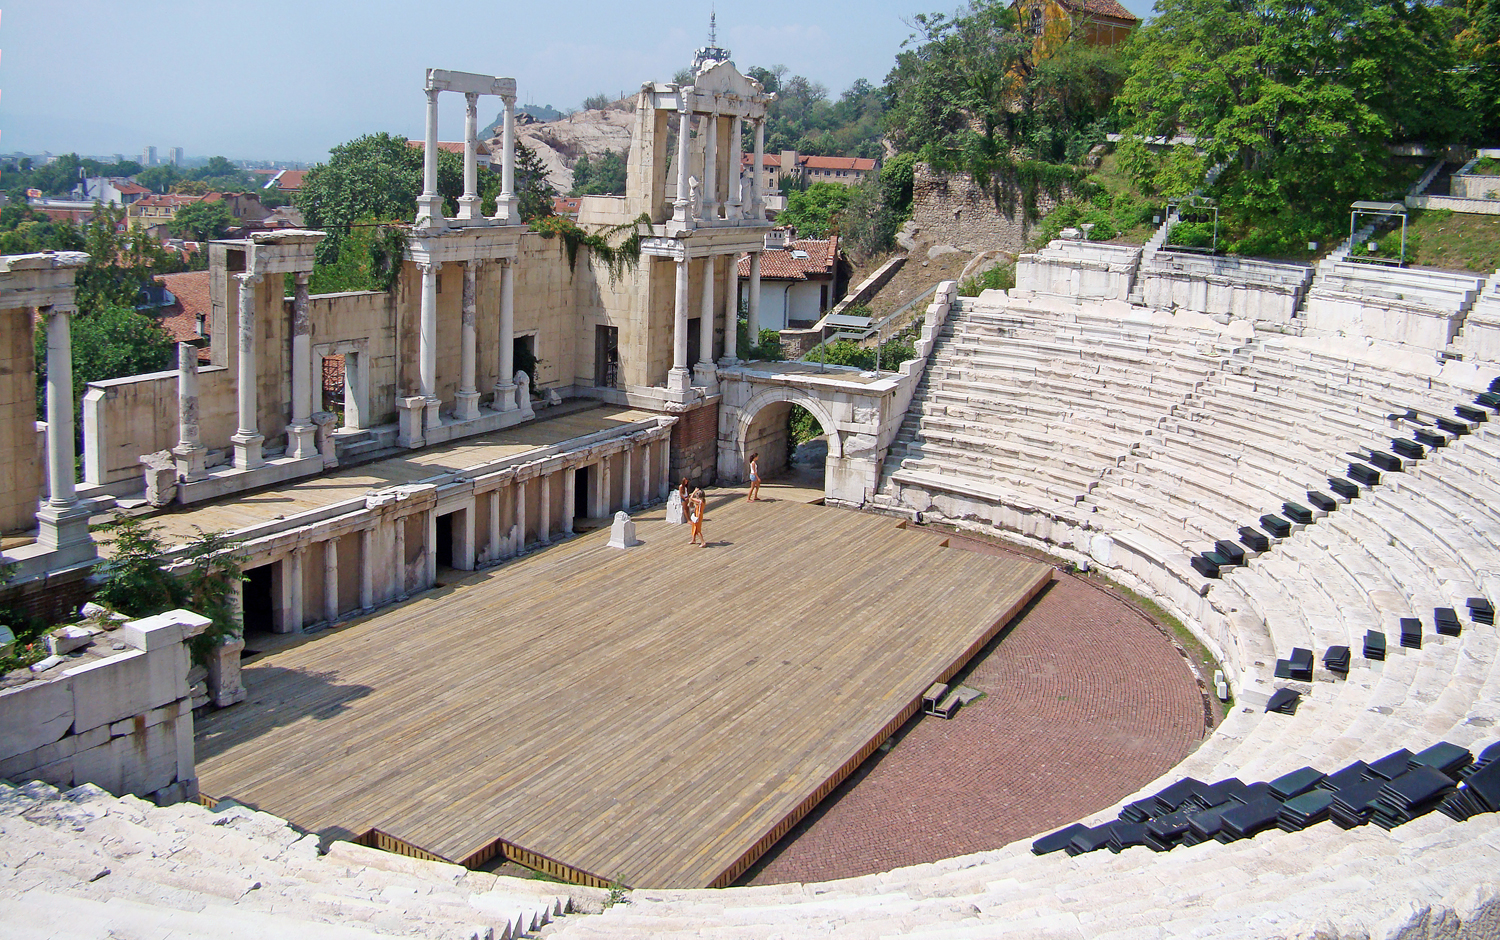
left=688, top=488, right=706, bottom=547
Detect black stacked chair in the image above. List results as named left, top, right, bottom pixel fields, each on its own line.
left=1456, top=403, right=1488, bottom=424
left=1435, top=415, right=1471, bottom=437
left=1191, top=553, right=1225, bottom=579
left=1323, top=645, right=1350, bottom=676
left=1409, top=741, right=1473, bottom=778
left=1031, top=822, right=1088, bottom=855
left=1328, top=476, right=1361, bottom=500
left=1265, top=688, right=1301, bottom=714
left=1439, top=760, right=1500, bottom=822
left=1391, top=438, right=1425, bottom=460
left=1468, top=597, right=1494, bottom=626
left=1260, top=514, right=1292, bottom=539
left=1307, top=491, right=1338, bottom=513
left=1400, top=617, right=1423, bottom=650
left=1330, top=777, right=1388, bottom=828
left=1278, top=790, right=1335, bottom=831
left=1065, top=823, right=1117, bottom=855
left=1282, top=501, right=1314, bottom=525
left=1460, top=741, right=1500, bottom=779
left=1366, top=451, right=1404, bottom=473
left=1214, top=540, right=1246, bottom=565
left=1364, top=630, right=1387, bottom=661
left=1434, top=607, right=1462, bottom=637
left=1368, top=748, right=1417, bottom=780
left=1348, top=462, right=1381, bottom=487
left=1239, top=526, right=1271, bottom=552
left=1217, top=796, right=1284, bottom=842
left=1273, top=648, right=1314, bottom=682
left=1476, top=391, right=1500, bottom=412
left=1370, top=766, right=1457, bottom=829
left=1413, top=427, right=1448, bottom=449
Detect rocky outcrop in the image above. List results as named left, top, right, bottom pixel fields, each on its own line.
left=490, top=104, right=637, bottom=193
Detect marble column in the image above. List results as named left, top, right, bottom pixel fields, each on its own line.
left=669, top=257, right=691, bottom=395
left=702, top=109, right=719, bottom=221
left=456, top=260, right=481, bottom=420
left=695, top=256, right=716, bottom=388
left=417, top=260, right=440, bottom=431
left=393, top=517, right=407, bottom=599
left=621, top=447, right=634, bottom=510
left=674, top=104, right=692, bottom=224
left=601, top=457, right=613, bottom=516
left=323, top=538, right=339, bottom=624
left=513, top=479, right=527, bottom=555
left=173, top=341, right=207, bottom=481
left=640, top=442, right=651, bottom=508
left=495, top=94, right=518, bottom=222
left=722, top=255, right=739, bottom=363
left=456, top=502, right=476, bottom=570
left=231, top=274, right=264, bottom=469
left=538, top=472, right=551, bottom=545
left=359, top=527, right=375, bottom=611
left=288, top=272, right=317, bottom=460
left=495, top=260, right=517, bottom=410
left=36, top=306, right=91, bottom=559
left=280, top=549, right=304, bottom=634
left=416, top=86, right=444, bottom=228
left=729, top=116, right=744, bottom=219
left=747, top=252, right=763, bottom=346
left=752, top=118, right=765, bottom=219
left=457, top=91, right=482, bottom=221
left=488, top=489, right=502, bottom=562
left=658, top=438, right=670, bottom=502
left=424, top=508, right=437, bottom=588
left=561, top=467, right=575, bottom=535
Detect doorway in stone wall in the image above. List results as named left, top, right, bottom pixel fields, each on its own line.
left=241, top=563, right=275, bottom=654
left=595, top=325, right=619, bottom=388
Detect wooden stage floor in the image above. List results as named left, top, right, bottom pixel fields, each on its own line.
left=196, top=492, right=1051, bottom=889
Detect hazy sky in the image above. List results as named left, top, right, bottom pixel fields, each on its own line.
left=1, top=0, right=1155, bottom=164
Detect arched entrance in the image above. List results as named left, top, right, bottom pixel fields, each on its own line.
left=724, top=388, right=843, bottom=494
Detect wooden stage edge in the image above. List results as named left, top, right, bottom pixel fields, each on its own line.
left=197, top=501, right=1054, bottom=891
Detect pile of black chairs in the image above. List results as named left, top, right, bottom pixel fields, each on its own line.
left=1034, top=741, right=1500, bottom=857
left=1188, top=377, right=1500, bottom=583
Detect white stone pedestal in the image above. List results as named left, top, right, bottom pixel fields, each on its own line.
left=454, top=390, right=482, bottom=421
left=666, top=491, right=685, bottom=525
left=607, top=511, right=639, bottom=549
left=397, top=396, right=427, bottom=448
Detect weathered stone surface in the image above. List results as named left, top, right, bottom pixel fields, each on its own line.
left=607, top=511, right=639, bottom=549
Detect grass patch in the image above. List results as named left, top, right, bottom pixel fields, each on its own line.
left=1395, top=209, right=1500, bottom=273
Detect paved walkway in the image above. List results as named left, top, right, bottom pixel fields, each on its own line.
left=744, top=538, right=1207, bottom=885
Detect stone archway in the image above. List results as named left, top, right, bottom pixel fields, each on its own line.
left=721, top=386, right=843, bottom=490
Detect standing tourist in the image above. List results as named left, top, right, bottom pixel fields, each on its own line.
left=689, top=488, right=706, bottom=547
left=746, top=453, right=761, bottom=502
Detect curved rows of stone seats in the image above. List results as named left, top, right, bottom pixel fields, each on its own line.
left=1304, top=261, right=1486, bottom=349
left=1139, top=250, right=1313, bottom=324
left=0, top=779, right=603, bottom=940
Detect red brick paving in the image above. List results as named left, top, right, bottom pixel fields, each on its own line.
left=743, top=539, right=1207, bottom=885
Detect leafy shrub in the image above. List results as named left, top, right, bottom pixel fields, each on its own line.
left=959, top=263, right=1016, bottom=296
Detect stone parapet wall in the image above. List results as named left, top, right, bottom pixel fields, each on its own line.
left=0, top=610, right=209, bottom=804
left=907, top=163, right=1062, bottom=254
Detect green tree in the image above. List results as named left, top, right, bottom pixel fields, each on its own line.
left=137, top=164, right=184, bottom=194
left=169, top=199, right=233, bottom=241
left=75, top=203, right=180, bottom=313
left=778, top=182, right=854, bottom=239
left=35, top=302, right=175, bottom=416
left=1119, top=0, right=1464, bottom=252
left=515, top=140, right=558, bottom=222
left=581, top=92, right=613, bottom=111
left=570, top=149, right=627, bottom=196
left=1454, top=0, right=1500, bottom=141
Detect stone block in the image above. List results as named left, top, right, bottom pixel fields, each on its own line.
left=0, top=677, right=74, bottom=760
left=207, top=636, right=246, bottom=707
left=118, top=609, right=212, bottom=653
left=139, top=450, right=177, bottom=507
left=47, top=625, right=95, bottom=656
left=64, top=646, right=187, bottom=733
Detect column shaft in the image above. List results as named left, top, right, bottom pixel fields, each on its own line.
left=323, top=538, right=339, bottom=624
left=417, top=86, right=443, bottom=227
left=514, top=479, right=527, bottom=554
left=674, top=107, right=692, bottom=221
left=424, top=508, right=437, bottom=588
left=752, top=118, right=765, bottom=218
left=232, top=274, right=263, bottom=469
left=747, top=252, right=763, bottom=344
left=456, top=261, right=480, bottom=420
left=418, top=261, right=439, bottom=430
left=641, top=443, right=651, bottom=507
left=538, top=472, right=551, bottom=545
left=621, top=447, right=633, bottom=510
left=698, top=256, right=715, bottom=365
left=496, top=260, right=516, bottom=409
left=458, top=92, right=480, bottom=220
left=393, top=516, right=407, bottom=599
left=702, top=110, right=718, bottom=220
left=289, top=272, right=317, bottom=459
left=359, top=527, right=375, bottom=610
left=497, top=95, right=517, bottom=221
left=43, top=308, right=77, bottom=506
left=673, top=258, right=690, bottom=372
left=723, top=256, right=739, bottom=361
left=562, top=467, right=575, bottom=535
left=488, top=489, right=502, bottom=562
left=729, top=116, right=744, bottom=216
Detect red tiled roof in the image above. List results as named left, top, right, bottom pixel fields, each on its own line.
left=153, top=271, right=212, bottom=357
left=552, top=195, right=582, bottom=216
left=273, top=170, right=307, bottom=190
left=1059, top=0, right=1138, bottom=21
left=112, top=180, right=152, bottom=195
left=800, top=156, right=875, bottom=171
left=736, top=236, right=839, bottom=281
left=134, top=192, right=216, bottom=208
left=741, top=154, right=782, bottom=168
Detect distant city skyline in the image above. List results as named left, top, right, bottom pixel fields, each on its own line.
left=1, top=0, right=1154, bottom=166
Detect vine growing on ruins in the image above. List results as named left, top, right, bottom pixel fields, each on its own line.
left=529, top=213, right=653, bottom=284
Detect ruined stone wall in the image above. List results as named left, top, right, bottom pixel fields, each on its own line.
left=82, top=366, right=236, bottom=488
left=0, top=308, right=40, bottom=533
left=670, top=400, right=719, bottom=487
left=907, top=163, right=1064, bottom=254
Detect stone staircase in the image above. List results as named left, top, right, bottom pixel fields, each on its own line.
left=0, top=779, right=605, bottom=940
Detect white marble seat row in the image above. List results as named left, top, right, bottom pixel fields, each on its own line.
left=0, top=779, right=604, bottom=940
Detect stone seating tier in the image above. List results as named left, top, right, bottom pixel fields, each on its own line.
left=0, top=780, right=602, bottom=939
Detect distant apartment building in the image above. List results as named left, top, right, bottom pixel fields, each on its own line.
left=169, top=147, right=184, bottom=167
left=142, top=146, right=158, bottom=166
left=741, top=150, right=877, bottom=193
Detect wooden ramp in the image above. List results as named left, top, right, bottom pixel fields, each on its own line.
left=196, top=495, right=1051, bottom=889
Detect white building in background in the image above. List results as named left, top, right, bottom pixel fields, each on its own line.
left=141, top=146, right=158, bottom=166
left=169, top=147, right=184, bottom=166
left=736, top=230, right=848, bottom=330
